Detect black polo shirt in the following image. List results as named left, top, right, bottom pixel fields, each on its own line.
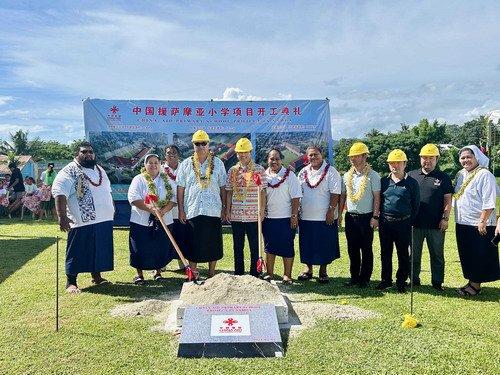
left=380, top=174, right=420, bottom=223
left=408, top=168, right=453, bottom=229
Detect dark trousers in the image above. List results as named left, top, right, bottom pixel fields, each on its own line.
left=379, top=217, right=411, bottom=285
left=345, top=212, right=374, bottom=283
left=231, top=221, right=259, bottom=276
left=411, top=227, right=445, bottom=285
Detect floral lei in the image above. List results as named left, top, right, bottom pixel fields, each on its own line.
left=304, top=164, right=330, bottom=189
left=141, top=167, right=172, bottom=208
left=192, top=152, right=214, bottom=189
left=164, top=166, right=176, bottom=181
left=345, top=165, right=371, bottom=203
left=231, top=161, right=256, bottom=200
left=453, top=166, right=483, bottom=200
left=267, top=167, right=290, bottom=189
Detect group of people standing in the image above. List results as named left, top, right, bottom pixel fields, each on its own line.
left=52, top=134, right=499, bottom=297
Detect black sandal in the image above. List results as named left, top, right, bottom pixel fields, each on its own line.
left=262, top=275, right=272, bottom=282
left=457, top=283, right=481, bottom=296
left=91, top=278, right=111, bottom=286
left=154, top=274, right=166, bottom=281
left=298, top=272, right=313, bottom=281
left=133, top=276, right=145, bottom=285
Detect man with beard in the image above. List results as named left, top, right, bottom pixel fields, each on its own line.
left=52, top=142, right=115, bottom=293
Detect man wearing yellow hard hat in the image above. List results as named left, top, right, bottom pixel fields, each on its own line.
left=377, top=149, right=420, bottom=293
left=176, top=130, right=228, bottom=278
left=407, top=144, right=453, bottom=291
left=225, top=137, right=266, bottom=277
left=339, top=142, right=381, bottom=288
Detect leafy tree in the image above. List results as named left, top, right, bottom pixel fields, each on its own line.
left=10, top=130, right=29, bottom=155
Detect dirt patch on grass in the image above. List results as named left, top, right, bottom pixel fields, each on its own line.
left=109, top=273, right=380, bottom=336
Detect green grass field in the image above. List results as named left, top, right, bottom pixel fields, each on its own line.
left=1, top=218, right=499, bottom=374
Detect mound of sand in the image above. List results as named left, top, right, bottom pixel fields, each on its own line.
left=180, top=273, right=282, bottom=305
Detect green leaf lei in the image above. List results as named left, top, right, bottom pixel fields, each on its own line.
left=141, top=167, right=173, bottom=208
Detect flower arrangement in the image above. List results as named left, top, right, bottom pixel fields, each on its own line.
left=304, top=164, right=330, bottom=189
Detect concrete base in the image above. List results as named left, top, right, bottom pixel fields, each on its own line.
left=177, top=282, right=288, bottom=326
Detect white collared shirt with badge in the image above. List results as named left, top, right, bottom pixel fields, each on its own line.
left=128, top=173, right=177, bottom=226
left=298, top=161, right=342, bottom=221
left=176, top=155, right=227, bottom=220
left=264, top=166, right=302, bottom=219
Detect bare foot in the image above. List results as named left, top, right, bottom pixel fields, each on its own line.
left=66, top=284, right=81, bottom=294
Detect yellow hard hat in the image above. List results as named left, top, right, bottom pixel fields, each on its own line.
left=192, top=130, right=210, bottom=143
left=387, top=149, right=408, bottom=162
left=419, top=143, right=440, bottom=157
left=235, top=137, right=253, bottom=153
left=348, top=142, right=369, bottom=157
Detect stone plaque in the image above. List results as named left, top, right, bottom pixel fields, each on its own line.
left=178, top=304, right=284, bottom=358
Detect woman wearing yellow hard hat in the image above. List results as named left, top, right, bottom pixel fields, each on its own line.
left=377, top=149, right=420, bottom=293
left=454, top=145, right=499, bottom=296
left=407, top=144, right=453, bottom=291
left=176, top=129, right=228, bottom=278
left=339, top=142, right=381, bottom=288
left=225, top=137, right=266, bottom=277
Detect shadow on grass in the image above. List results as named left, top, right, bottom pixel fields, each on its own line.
left=0, top=235, right=57, bottom=284
left=406, top=284, right=500, bottom=303
left=81, top=275, right=186, bottom=302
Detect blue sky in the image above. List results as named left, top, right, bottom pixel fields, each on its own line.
left=0, top=0, right=499, bottom=143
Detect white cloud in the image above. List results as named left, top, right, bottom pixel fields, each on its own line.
left=0, top=96, right=14, bottom=106
left=216, top=87, right=292, bottom=101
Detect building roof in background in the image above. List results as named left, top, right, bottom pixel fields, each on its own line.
left=0, top=155, right=34, bottom=175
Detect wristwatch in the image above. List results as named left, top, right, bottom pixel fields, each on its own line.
left=291, top=214, right=298, bottom=218
left=372, top=215, right=379, bottom=220
left=442, top=216, right=449, bottom=221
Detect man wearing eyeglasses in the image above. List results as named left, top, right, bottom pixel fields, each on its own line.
left=176, top=130, right=227, bottom=279
left=52, top=141, right=115, bottom=294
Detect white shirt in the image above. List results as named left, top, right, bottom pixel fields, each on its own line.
left=298, top=161, right=342, bottom=221
left=24, top=184, right=37, bottom=194
left=265, top=167, right=302, bottom=219
left=454, top=168, right=497, bottom=226
left=52, top=161, right=114, bottom=228
left=128, top=173, right=177, bottom=226
left=176, top=155, right=227, bottom=220
left=162, top=164, right=179, bottom=220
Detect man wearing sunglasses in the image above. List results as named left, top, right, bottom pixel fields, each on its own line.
left=52, top=141, right=115, bottom=294
left=176, top=130, right=227, bottom=279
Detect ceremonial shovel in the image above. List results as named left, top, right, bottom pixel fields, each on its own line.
left=253, top=173, right=266, bottom=276
left=145, top=194, right=199, bottom=284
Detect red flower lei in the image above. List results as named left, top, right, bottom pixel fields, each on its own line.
left=267, top=167, right=290, bottom=189
left=304, top=164, right=329, bottom=189
left=164, top=166, right=176, bottom=181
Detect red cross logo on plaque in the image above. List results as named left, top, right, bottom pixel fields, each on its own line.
left=110, top=106, right=119, bottom=114
left=223, top=318, right=238, bottom=326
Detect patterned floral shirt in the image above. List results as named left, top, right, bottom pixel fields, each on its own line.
left=225, top=162, right=265, bottom=222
